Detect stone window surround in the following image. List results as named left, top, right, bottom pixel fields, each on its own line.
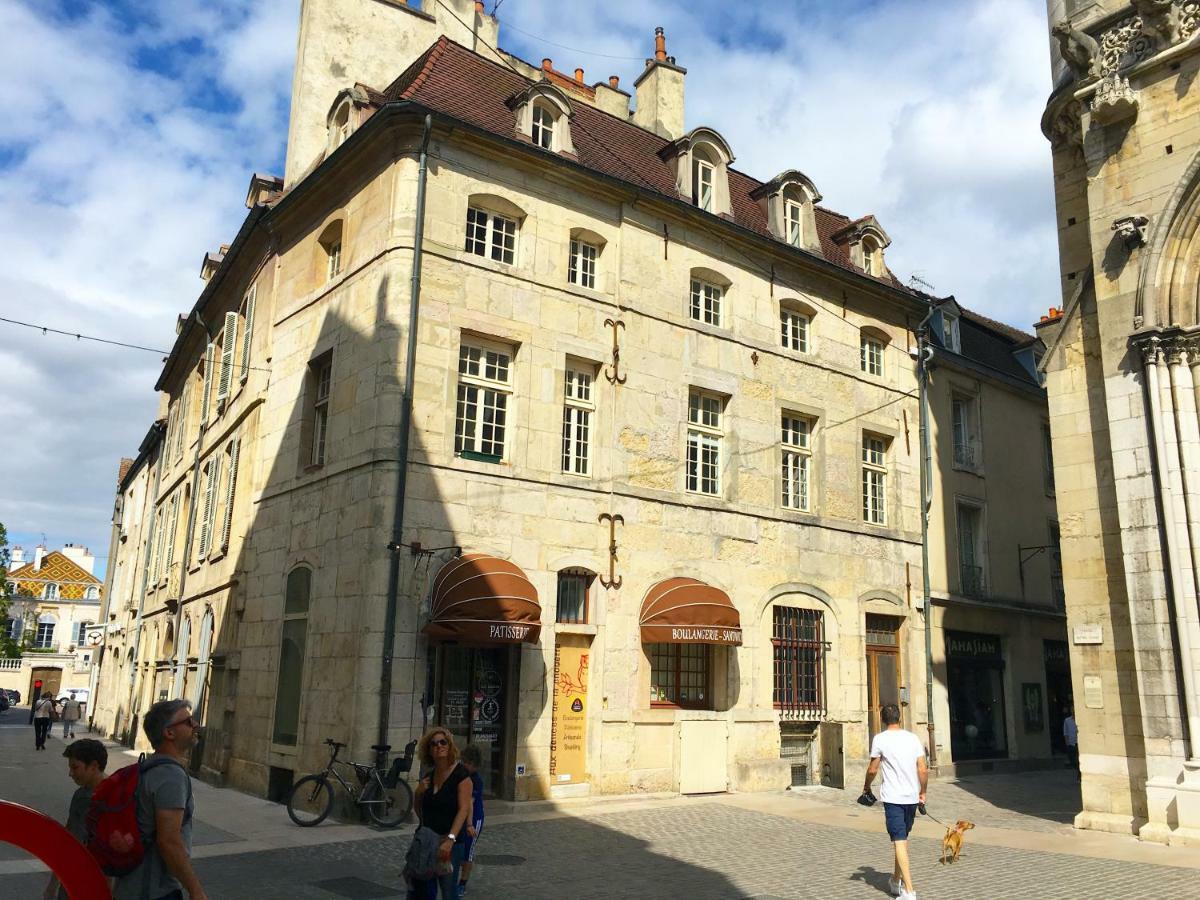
left=508, top=81, right=576, bottom=155
left=687, top=266, right=732, bottom=329
left=861, top=430, right=891, bottom=526
left=750, top=169, right=824, bottom=254
left=954, top=495, right=988, bottom=599
left=779, top=298, right=818, bottom=355
left=662, top=126, right=735, bottom=217
left=950, top=388, right=983, bottom=474
left=860, top=326, right=890, bottom=378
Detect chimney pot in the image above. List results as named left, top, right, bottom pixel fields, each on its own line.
left=575, top=67, right=584, bottom=83
left=655, top=26, right=667, bottom=61
left=542, top=57, right=553, bottom=71
left=609, top=75, right=620, bottom=88
left=474, top=1, right=484, bottom=12
left=1049, top=307, right=1056, bottom=317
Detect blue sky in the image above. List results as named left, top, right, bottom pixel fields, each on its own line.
left=0, top=0, right=1059, bottom=579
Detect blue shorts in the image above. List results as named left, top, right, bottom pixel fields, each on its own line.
left=883, top=802, right=916, bottom=841
left=458, top=818, right=483, bottom=861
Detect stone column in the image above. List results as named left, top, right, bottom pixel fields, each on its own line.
left=1170, top=338, right=1200, bottom=752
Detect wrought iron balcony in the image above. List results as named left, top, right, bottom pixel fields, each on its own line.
left=953, top=442, right=977, bottom=468
left=960, top=564, right=985, bottom=599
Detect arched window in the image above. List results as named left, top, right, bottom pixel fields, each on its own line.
left=688, top=267, right=732, bottom=328
left=272, top=567, right=312, bottom=746
left=753, top=171, right=823, bottom=252
left=692, top=146, right=716, bottom=212
left=663, top=127, right=734, bottom=217
left=780, top=299, right=817, bottom=354
left=508, top=82, right=574, bottom=154
left=317, top=220, right=344, bottom=282
left=173, top=615, right=191, bottom=698
left=192, top=608, right=215, bottom=708
left=464, top=194, right=526, bottom=266
left=556, top=568, right=595, bottom=624
left=532, top=104, right=555, bottom=150
left=43, top=582, right=59, bottom=600
left=861, top=237, right=881, bottom=276
left=330, top=100, right=351, bottom=151
left=85, top=586, right=99, bottom=600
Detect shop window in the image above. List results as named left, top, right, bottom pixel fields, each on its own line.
left=272, top=567, right=311, bottom=746
left=861, top=434, right=889, bottom=525
left=555, top=569, right=592, bottom=624
left=561, top=363, right=594, bottom=476
left=945, top=630, right=1008, bottom=760
left=781, top=413, right=813, bottom=511
left=772, top=607, right=825, bottom=717
left=455, top=338, right=513, bottom=463
left=650, top=643, right=712, bottom=709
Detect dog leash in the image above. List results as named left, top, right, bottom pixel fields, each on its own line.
left=919, top=806, right=956, bottom=829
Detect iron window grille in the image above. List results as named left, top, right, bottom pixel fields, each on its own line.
left=555, top=569, right=591, bottom=624
left=772, top=607, right=828, bottom=719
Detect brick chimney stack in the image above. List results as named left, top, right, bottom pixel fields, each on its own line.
left=632, top=26, right=686, bottom=139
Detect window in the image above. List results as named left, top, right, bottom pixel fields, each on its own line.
left=330, top=101, right=351, bottom=150
left=772, top=607, right=826, bottom=716
left=455, top=340, right=512, bottom=462
left=464, top=207, right=517, bottom=265
left=5, top=617, right=21, bottom=641
left=1042, top=424, right=1055, bottom=493
left=556, top=569, right=591, bottom=624
left=781, top=414, right=812, bottom=511
left=785, top=199, right=804, bottom=247
left=272, top=567, right=311, bottom=746
left=216, top=310, right=238, bottom=404
left=35, top=621, right=55, bottom=649
left=650, top=643, right=711, bottom=708
left=952, top=395, right=979, bottom=469
left=318, top=220, right=344, bottom=282
left=862, top=238, right=880, bottom=275
left=957, top=502, right=985, bottom=598
left=43, top=582, right=59, bottom=600
left=1049, top=521, right=1064, bottom=608
left=327, top=241, right=342, bottom=280
left=568, top=239, right=597, bottom=290
left=861, top=335, right=884, bottom=376
left=174, top=380, right=190, bottom=459
left=562, top=364, right=594, bottom=476
left=76, top=621, right=91, bottom=645
left=85, top=586, right=99, bottom=600
left=163, top=493, right=180, bottom=576
left=220, top=437, right=242, bottom=551
left=862, top=434, right=888, bottom=525
left=531, top=105, right=555, bottom=150
left=687, top=390, right=723, bottom=496
left=197, top=455, right=222, bottom=560
left=200, top=343, right=216, bottom=426
left=310, top=356, right=332, bottom=467
left=944, top=313, right=961, bottom=353
left=239, top=285, right=257, bottom=383
left=173, top=615, right=191, bottom=698
left=780, top=308, right=809, bottom=353
left=690, top=279, right=722, bottom=327
left=693, top=156, right=715, bottom=212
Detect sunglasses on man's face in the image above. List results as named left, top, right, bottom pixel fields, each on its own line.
left=169, top=716, right=198, bottom=730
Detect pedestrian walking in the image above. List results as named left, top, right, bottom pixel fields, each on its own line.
left=33, top=691, right=56, bottom=750
left=409, top=727, right=472, bottom=900
left=113, top=698, right=208, bottom=900
left=452, top=744, right=486, bottom=897
left=44, top=739, right=108, bottom=900
left=862, top=703, right=928, bottom=900
left=1063, top=707, right=1079, bottom=781
left=61, top=695, right=82, bottom=739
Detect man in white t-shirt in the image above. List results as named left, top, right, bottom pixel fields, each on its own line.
left=863, top=703, right=928, bottom=900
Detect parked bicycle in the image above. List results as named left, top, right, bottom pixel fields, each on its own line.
left=286, top=738, right=417, bottom=828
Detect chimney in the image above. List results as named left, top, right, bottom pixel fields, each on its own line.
left=609, top=75, right=620, bottom=88
left=34, top=544, right=46, bottom=571
left=632, top=27, right=686, bottom=139
left=10, top=546, right=25, bottom=568
left=574, top=67, right=584, bottom=84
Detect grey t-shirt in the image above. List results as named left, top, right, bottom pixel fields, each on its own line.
left=56, top=785, right=95, bottom=900
left=114, top=756, right=193, bottom=900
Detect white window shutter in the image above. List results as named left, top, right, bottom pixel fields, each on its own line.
left=218, top=311, right=238, bottom=402
left=221, top=438, right=241, bottom=550
left=240, top=287, right=256, bottom=382
left=164, top=493, right=179, bottom=571
left=199, top=459, right=220, bottom=559
left=201, top=344, right=215, bottom=424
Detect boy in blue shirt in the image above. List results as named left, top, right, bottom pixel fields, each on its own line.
left=453, top=744, right=486, bottom=897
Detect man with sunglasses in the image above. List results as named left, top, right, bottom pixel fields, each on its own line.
left=114, top=698, right=208, bottom=900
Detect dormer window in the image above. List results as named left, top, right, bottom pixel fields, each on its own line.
left=785, top=199, right=803, bottom=247
left=324, top=88, right=369, bottom=156
left=330, top=101, right=351, bottom=151
left=662, top=127, right=735, bottom=217
left=752, top=170, right=823, bottom=253
left=509, top=83, right=574, bottom=154
left=833, top=216, right=891, bottom=278
left=693, top=152, right=715, bottom=212
left=532, top=105, right=555, bottom=150
left=862, top=238, right=881, bottom=275
left=944, top=311, right=961, bottom=353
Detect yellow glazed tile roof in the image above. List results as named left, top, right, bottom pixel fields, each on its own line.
left=7, top=551, right=102, bottom=601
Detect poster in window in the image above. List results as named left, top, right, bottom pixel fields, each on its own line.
left=550, top=645, right=588, bottom=783
left=1022, top=682, right=1044, bottom=733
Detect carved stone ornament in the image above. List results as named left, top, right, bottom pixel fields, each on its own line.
left=1113, top=214, right=1150, bottom=249
left=1137, top=335, right=1163, bottom=368
left=1049, top=101, right=1084, bottom=154
left=1097, top=15, right=1156, bottom=75
left=1132, top=0, right=1180, bottom=45
left=1052, top=20, right=1100, bottom=80
left=1090, top=72, right=1140, bottom=124
left=1182, top=2, right=1200, bottom=40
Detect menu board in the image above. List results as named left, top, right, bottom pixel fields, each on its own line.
left=443, top=689, right=469, bottom=727
left=550, top=645, right=588, bottom=783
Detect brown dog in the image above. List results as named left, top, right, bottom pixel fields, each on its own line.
left=941, top=820, right=976, bottom=864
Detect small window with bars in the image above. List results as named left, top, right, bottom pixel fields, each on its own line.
left=781, top=414, right=812, bottom=511
left=772, top=606, right=826, bottom=717
left=650, top=643, right=712, bottom=709
left=464, top=207, right=517, bottom=264
left=556, top=569, right=591, bottom=624
left=862, top=433, right=888, bottom=525
left=455, top=340, right=513, bottom=462
left=686, top=390, right=723, bottom=496
left=562, top=364, right=594, bottom=476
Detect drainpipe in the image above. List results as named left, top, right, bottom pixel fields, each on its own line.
left=916, top=307, right=937, bottom=767
left=380, top=114, right=433, bottom=757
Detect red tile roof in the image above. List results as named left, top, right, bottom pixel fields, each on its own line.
left=379, top=38, right=900, bottom=288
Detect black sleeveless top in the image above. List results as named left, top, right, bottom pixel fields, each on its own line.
left=421, top=763, right=468, bottom=836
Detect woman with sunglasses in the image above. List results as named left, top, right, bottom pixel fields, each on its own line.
left=411, top=727, right=472, bottom=899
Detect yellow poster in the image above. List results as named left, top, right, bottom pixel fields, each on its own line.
left=550, top=644, right=588, bottom=783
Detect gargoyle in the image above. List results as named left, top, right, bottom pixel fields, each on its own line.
left=1132, top=0, right=1179, bottom=45
left=1051, top=20, right=1100, bottom=81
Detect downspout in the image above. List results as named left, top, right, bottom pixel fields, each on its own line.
left=380, top=114, right=433, bottom=756
left=916, top=306, right=937, bottom=767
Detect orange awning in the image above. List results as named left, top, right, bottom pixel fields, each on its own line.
left=639, top=577, right=742, bottom=646
left=423, top=553, right=542, bottom=645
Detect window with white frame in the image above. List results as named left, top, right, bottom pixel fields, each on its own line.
left=220, top=437, right=242, bottom=551
left=860, top=334, right=884, bottom=376
left=464, top=207, right=517, bottom=265
left=310, top=355, right=332, bottom=467
left=780, top=307, right=809, bottom=353
left=197, top=454, right=222, bottom=561
left=862, top=237, right=880, bottom=275
left=76, top=621, right=90, bottom=645
left=43, top=582, right=59, bottom=600
left=35, top=620, right=55, bottom=649
left=561, top=364, right=594, bottom=476
left=327, top=240, right=342, bottom=280
left=952, top=394, right=980, bottom=469
left=85, top=586, right=99, bottom=600
left=785, top=198, right=804, bottom=247
left=239, top=285, right=257, bottom=383
left=956, top=501, right=985, bottom=598
left=690, top=278, right=722, bottom=327
left=568, top=239, right=597, bottom=290
left=781, top=414, right=812, bottom=511
left=944, top=312, right=961, bottom=353
left=318, top=220, right=344, bottom=282
left=531, top=104, right=555, bottom=150
left=861, top=434, right=888, bottom=525
left=687, top=390, right=723, bottom=496
left=330, top=101, right=351, bottom=150
left=455, top=340, right=513, bottom=461
left=693, top=155, right=715, bottom=212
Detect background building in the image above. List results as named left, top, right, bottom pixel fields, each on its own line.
left=1039, top=0, right=1200, bottom=845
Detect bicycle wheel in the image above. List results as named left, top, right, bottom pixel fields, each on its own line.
left=286, top=775, right=334, bottom=827
left=362, top=775, right=413, bottom=827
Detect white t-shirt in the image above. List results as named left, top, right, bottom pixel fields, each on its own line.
left=33, top=698, right=54, bottom=719
left=869, top=728, right=926, bottom=804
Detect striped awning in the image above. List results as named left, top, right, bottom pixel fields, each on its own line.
left=423, top=553, right=541, bottom=645
left=639, top=577, right=742, bottom=646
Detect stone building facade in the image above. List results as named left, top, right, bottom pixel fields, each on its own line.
left=1039, top=0, right=1200, bottom=844
left=90, top=0, right=1060, bottom=804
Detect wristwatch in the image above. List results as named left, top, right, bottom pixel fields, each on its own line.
left=447, top=833, right=456, bottom=842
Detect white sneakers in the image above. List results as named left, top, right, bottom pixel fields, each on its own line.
left=888, top=879, right=916, bottom=899
left=899, top=890, right=917, bottom=900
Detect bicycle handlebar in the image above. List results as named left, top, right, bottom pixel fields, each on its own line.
left=324, top=739, right=346, bottom=749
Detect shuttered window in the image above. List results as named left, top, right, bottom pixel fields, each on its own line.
left=239, top=285, right=256, bottom=382
left=220, top=437, right=241, bottom=551
left=200, top=344, right=215, bottom=424
left=217, top=311, right=238, bottom=403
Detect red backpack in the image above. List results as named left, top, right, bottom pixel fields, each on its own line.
left=85, top=756, right=188, bottom=875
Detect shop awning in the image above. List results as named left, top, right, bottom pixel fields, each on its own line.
left=639, top=577, right=742, bottom=646
left=423, top=553, right=542, bottom=645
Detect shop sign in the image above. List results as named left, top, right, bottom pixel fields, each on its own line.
left=1072, top=624, right=1103, bottom=645
left=550, top=645, right=588, bottom=783
left=945, top=631, right=1002, bottom=661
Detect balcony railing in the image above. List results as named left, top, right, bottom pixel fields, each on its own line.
left=953, top=442, right=977, bottom=468
left=960, top=564, right=985, bottom=599
left=0, top=658, right=21, bottom=671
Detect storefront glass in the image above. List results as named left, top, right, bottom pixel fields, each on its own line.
left=945, top=630, right=1009, bottom=761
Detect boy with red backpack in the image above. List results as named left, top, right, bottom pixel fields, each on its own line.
left=89, top=698, right=207, bottom=900
left=44, top=739, right=108, bottom=900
